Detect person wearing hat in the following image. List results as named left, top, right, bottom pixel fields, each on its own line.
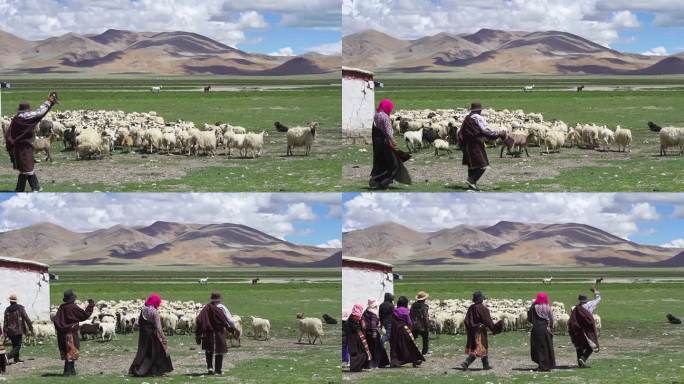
left=369, top=98, right=412, bottom=189
left=129, top=293, right=173, bottom=377
left=3, top=293, right=33, bottom=365
left=362, top=297, right=389, bottom=368
left=461, top=291, right=503, bottom=371
left=4, top=92, right=58, bottom=192
left=52, top=289, right=95, bottom=376
left=568, top=286, right=602, bottom=368
left=457, top=101, right=507, bottom=191
left=410, top=291, right=430, bottom=355
left=195, top=292, right=234, bottom=375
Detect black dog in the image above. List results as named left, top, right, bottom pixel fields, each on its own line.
left=322, top=314, right=338, bottom=325
left=274, top=121, right=289, bottom=132
left=667, top=313, right=682, bottom=325
left=648, top=121, right=662, bottom=132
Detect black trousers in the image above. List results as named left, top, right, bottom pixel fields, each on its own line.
left=576, top=346, right=593, bottom=361
left=412, top=329, right=429, bottom=355
left=15, top=174, right=40, bottom=192
left=8, top=335, right=22, bottom=362
left=467, top=168, right=486, bottom=184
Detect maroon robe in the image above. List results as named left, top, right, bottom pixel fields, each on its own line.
left=464, top=302, right=502, bottom=357
left=52, top=302, right=95, bottom=361
left=568, top=305, right=599, bottom=349
left=459, top=114, right=498, bottom=169
left=5, top=103, right=53, bottom=173
left=195, top=303, right=232, bottom=354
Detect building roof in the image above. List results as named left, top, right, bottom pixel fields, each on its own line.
left=342, top=256, right=393, bottom=268
left=0, top=256, right=49, bottom=268
left=342, top=66, right=374, bottom=76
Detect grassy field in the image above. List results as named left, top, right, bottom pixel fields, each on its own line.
left=0, top=77, right=341, bottom=192
left=342, top=76, right=684, bottom=192
left=1, top=268, right=341, bottom=383
left=344, top=269, right=684, bottom=383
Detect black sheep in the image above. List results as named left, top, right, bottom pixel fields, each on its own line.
left=422, top=127, right=439, bottom=145
left=648, top=121, right=662, bottom=132
left=667, top=313, right=681, bottom=324
left=274, top=121, right=289, bottom=132
left=63, top=127, right=77, bottom=151
left=322, top=314, right=338, bottom=324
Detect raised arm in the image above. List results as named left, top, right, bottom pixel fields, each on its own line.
left=17, top=101, right=54, bottom=124
left=584, top=290, right=601, bottom=314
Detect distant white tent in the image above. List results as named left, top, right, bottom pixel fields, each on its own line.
left=0, top=257, right=51, bottom=321
left=342, top=256, right=393, bottom=315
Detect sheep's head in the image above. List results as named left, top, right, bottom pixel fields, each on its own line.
left=296, top=313, right=304, bottom=319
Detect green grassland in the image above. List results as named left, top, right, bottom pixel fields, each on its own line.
left=0, top=77, right=341, bottom=192
left=342, top=76, right=684, bottom=192
left=2, top=269, right=341, bottom=384
left=344, top=269, right=684, bottom=383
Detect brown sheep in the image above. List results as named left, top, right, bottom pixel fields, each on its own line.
left=32, top=134, right=54, bottom=162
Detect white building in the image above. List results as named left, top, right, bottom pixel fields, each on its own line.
left=0, top=257, right=51, bottom=321
left=342, top=67, right=375, bottom=142
left=342, top=256, right=393, bottom=315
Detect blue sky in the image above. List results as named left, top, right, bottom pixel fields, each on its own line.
left=611, top=11, right=684, bottom=55
left=0, top=0, right=342, bottom=56
left=0, top=193, right=341, bottom=248
left=343, top=193, right=684, bottom=248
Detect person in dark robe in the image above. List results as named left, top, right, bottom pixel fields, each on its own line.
left=527, top=292, right=556, bottom=371
left=363, top=297, right=389, bottom=368
left=52, top=289, right=95, bottom=376
left=369, top=98, right=412, bottom=189
left=389, top=296, right=425, bottom=368
left=0, top=324, right=7, bottom=374
left=379, top=292, right=394, bottom=344
left=410, top=291, right=430, bottom=355
left=195, top=292, right=233, bottom=375
left=341, top=310, right=350, bottom=368
left=568, top=287, right=601, bottom=368
left=3, top=293, right=33, bottom=364
left=346, top=303, right=371, bottom=372
left=4, top=93, right=57, bottom=192
left=129, top=293, right=173, bottom=377
left=461, top=291, right=503, bottom=371
left=458, top=101, right=506, bottom=191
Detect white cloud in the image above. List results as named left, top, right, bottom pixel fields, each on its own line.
left=318, top=238, right=342, bottom=248
left=662, top=238, right=684, bottom=248
left=0, top=193, right=330, bottom=239
left=343, top=0, right=648, bottom=47
left=223, top=0, right=342, bottom=29
left=343, top=193, right=666, bottom=239
left=269, top=47, right=295, bottom=56
left=642, top=46, right=669, bottom=56
left=307, top=40, right=342, bottom=55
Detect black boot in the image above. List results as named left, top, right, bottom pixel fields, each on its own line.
left=205, top=351, right=214, bottom=374
left=71, top=361, right=77, bottom=376
left=461, top=355, right=476, bottom=370
left=214, top=354, right=223, bottom=375
left=482, top=356, right=492, bottom=370
left=15, top=174, right=27, bottom=192
left=27, top=174, right=40, bottom=192
left=63, top=361, right=70, bottom=376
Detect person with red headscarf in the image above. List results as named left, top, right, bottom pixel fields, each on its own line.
left=346, top=303, right=372, bottom=372
left=527, top=292, right=556, bottom=371
left=129, top=293, right=173, bottom=377
left=369, top=98, right=412, bottom=189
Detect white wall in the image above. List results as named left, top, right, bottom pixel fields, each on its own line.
left=0, top=268, right=51, bottom=321
left=342, top=76, right=375, bottom=136
left=342, top=266, right=393, bottom=315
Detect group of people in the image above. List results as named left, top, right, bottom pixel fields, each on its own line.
left=369, top=98, right=506, bottom=191
left=343, top=287, right=602, bottom=373
left=0, top=290, right=240, bottom=377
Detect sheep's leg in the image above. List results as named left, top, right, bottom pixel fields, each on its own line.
left=524, top=146, right=529, bottom=157
left=298, top=332, right=303, bottom=343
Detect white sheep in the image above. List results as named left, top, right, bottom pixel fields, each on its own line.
left=404, top=128, right=423, bottom=152
left=599, top=127, right=614, bottom=151
left=144, top=128, right=163, bottom=153
left=614, top=126, right=632, bottom=152
left=228, top=315, right=242, bottom=346
left=245, top=131, right=267, bottom=158
left=99, top=322, right=116, bottom=341
left=76, top=128, right=105, bottom=160
left=150, top=86, right=162, bottom=93
left=659, top=126, right=684, bottom=156
left=250, top=316, right=270, bottom=340
left=286, top=122, right=318, bottom=156
left=296, top=313, right=324, bottom=345
left=193, top=130, right=217, bottom=156
left=161, top=131, right=176, bottom=154
left=432, top=138, right=452, bottom=156
left=541, top=131, right=565, bottom=154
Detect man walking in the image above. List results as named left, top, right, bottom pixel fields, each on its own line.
left=196, top=292, right=234, bottom=375
left=410, top=291, right=430, bottom=355
left=461, top=291, right=503, bottom=371
left=3, top=294, right=33, bottom=364
left=568, top=286, right=601, bottom=368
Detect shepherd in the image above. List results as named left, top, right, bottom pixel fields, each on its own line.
left=568, top=286, right=602, bottom=368
left=369, top=98, right=411, bottom=189
left=3, top=294, right=33, bottom=365
left=129, top=293, right=173, bottom=377
left=195, top=292, right=235, bottom=375
left=52, top=290, right=95, bottom=376
left=527, top=292, right=556, bottom=371
left=410, top=291, right=430, bottom=355
left=3, top=92, right=58, bottom=192
left=460, top=291, right=503, bottom=371
left=458, top=101, right=506, bottom=191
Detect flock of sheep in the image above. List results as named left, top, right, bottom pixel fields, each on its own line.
left=394, top=107, right=683, bottom=157
left=423, top=298, right=601, bottom=336
left=23, top=299, right=327, bottom=347
left=0, top=110, right=319, bottom=161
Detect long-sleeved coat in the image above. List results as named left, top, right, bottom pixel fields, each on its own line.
left=5, top=101, right=53, bottom=173
left=459, top=112, right=500, bottom=169
left=195, top=303, right=232, bottom=354
left=53, top=301, right=95, bottom=361
left=464, top=302, right=500, bottom=357
left=3, top=303, right=33, bottom=337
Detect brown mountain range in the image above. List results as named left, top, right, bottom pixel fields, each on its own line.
left=342, top=28, right=682, bottom=75
left=0, top=221, right=340, bottom=267
left=343, top=221, right=684, bottom=267
left=0, top=29, right=339, bottom=76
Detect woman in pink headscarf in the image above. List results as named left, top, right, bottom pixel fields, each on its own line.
left=346, top=304, right=372, bottom=372
left=370, top=98, right=412, bottom=189
left=527, top=292, right=556, bottom=371
left=129, top=293, right=173, bottom=377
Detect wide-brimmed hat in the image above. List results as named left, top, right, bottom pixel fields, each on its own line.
left=63, top=289, right=76, bottom=303
left=470, top=101, right=482, bottom=111
left=8, top=293, right=17, bottom=302
left=210, top=292, right=221, bottom=303
left=578, top=294, right=588, bottom=304
left=473, top=291, right=485, bottom=303
left=367, top=297, right=378, bottom=308
left=415, top=291, right=429, bottom=301
left=17, top=101, right=30, bottom=113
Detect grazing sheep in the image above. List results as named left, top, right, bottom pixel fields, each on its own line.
left=150, top=86, right=162, bottom=93
left=121, top=134, right=134, bottom=153
left=76, top=128, right=105, bottom=160
left=422, top=127, right=440, bottom=145
left=161, top=131, right=176, bottom=154
left=99, top=322, right=116, bottom=341
left=228, top=315, right=243, bottom=346
left=144, top=128, right=163, bottom=153
left=614, top=126, right=632, bottom=152
left=542, top=277, right=553, bottom=284
left=541, top=131, right=565, bottom=154
left=224, top=130, right=246, bottom=157
left=523, top=84, right=535, bottom=92
left=500, top=130, right=530, bottom=157
left=555, top=313, right=570, bottom=334
left=432, top=138, right=452, bottom=156
left=245, top=131, right=267, bottom=158
left=161, top=313, right=178, bottom=336
left=659, top=127, right=684, bottom=156
left=286, top=122, right=317, bottom=156
left=296, top=313, right=324, bottom=345
left=79, top=322, right=100, bottom=340
left=198, top=277, right=209, bottom=285
left=26, top=322, right=56, bottom=345
left=599, top=127, right=614, bottom=151
left=193, top=130, right=217, bottom=156
left=32, top=134, right=54, bottom=162
left=404, top=128, right=423, bottom=152
left=250, top=316, right=271, bottom=340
